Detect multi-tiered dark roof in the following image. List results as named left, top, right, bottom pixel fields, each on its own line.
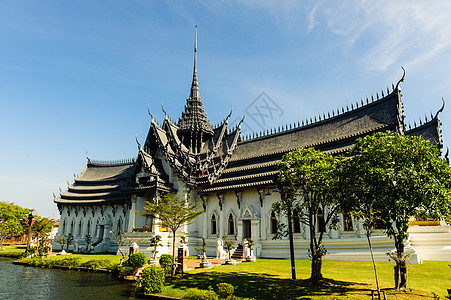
left=54, top=32, right=445, bottom=207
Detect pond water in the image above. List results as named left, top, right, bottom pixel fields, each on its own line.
left=0, top=257, right=138, bottom=300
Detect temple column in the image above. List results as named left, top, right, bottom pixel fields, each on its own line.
left=201, top=195, right=208, bottom=238
left=217, top=193, right=225, bottom=237
left=127, top=194, right=137, bottom=232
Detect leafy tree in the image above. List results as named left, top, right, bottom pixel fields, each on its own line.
left=275, top=147, right=341, bottom=281
left=0, top=202, right=30, bottom=250
left=222, top=235, right=235, bottom=260
left=31, top=217, right=55, bottom=248
left=109, top=227, right=136, bottom=264
left=194, top=237, right=207, bottom=262
left=66, top=233, right=74, bottom=251
left=149, top=235, right=162, bottom=259
left=55, top=235, right=67, bottom=251
left=139, top=193, right=204, bottom=276
left=341, top=132, right=451, bottom=290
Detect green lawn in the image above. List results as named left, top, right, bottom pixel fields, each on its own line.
left=163, top=259, right=451, bottom=299
left=5, top=247, right=450, bottom=299
left=44, top=253, right=123, bottom=264
left=0, top=244, right=27, bottom=257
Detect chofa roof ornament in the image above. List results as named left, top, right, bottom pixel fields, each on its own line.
left=135, top=134, right=142, bottom=150
left=395, top=66, right=406, bottom=91
left=435, top=97, right=445, bottom=118
left=147, top=102, right=153, bottom=120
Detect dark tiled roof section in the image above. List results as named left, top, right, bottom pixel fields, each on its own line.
left=231, top=90, right=402, bottom=162
left=405, top=115, right=443, bottom=148
left=178, top=97, right=214, bottom=135
left=55, top=161, right=134, bottom=204
left=75, top=162, right=135, bottom=183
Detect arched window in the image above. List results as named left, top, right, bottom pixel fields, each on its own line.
left=70, top=221, right=74, bottom=235
left=270, top=212, right=278, bottom=234
left=211, top=214, right=217, bottom=235
left=228, top=214, right=234, bottom=235
left=343, top=211, right=353, bottom=231
left=62, top=220, right=66, bottom=234
left=317, top=209, right=326, bottom=233
left=78, top=220, right=82, bottom=236
left=293, top=214, right=301, bottom=233
left=117, top=219, right=122, bottom=232
left=87, top=220, right=91, bottom=236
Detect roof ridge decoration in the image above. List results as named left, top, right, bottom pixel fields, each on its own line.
left=241, top=68, right=406, bottom=142
left=88, top=158, right=136, bottom=165
left=407, top=98, right=445, bottom=131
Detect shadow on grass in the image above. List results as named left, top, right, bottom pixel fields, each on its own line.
left=167, top=271, right=371, bottom=299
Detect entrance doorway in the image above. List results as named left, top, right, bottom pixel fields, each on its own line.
left=242, top=220, right=251, bottom=239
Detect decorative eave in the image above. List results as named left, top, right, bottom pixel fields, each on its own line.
left=405, top=98, right=445, bottom=151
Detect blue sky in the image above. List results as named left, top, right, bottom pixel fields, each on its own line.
left=1, top=1, right=450, bottom=218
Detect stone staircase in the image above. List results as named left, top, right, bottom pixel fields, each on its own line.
left=231, top=244, right=244, bottom=260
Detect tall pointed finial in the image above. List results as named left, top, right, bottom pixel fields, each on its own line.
left=190, top=24, right=200, bottom=100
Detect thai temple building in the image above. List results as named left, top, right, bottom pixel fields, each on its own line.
left=53, top=27, right=449, bottom=262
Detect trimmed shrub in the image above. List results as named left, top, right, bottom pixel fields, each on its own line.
left=216, top=283, right=234, bottom=298
left=185, top=289, right=219, bottom=300
left=81, top=259, right=111, bottom=270
left=117, top=265, right=136, bottom=276
left=55, top=257, right=82, bottom=267
left=159, top=254, right=173, bottom=272
left=127, top=252, right=146, bottom=269
left=140, top=266, right=165, bottom=294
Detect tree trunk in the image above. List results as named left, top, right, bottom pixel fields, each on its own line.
left=394, top=235, right=407, bottom=290
left=309, top=223, right=323, bottom=281
left=394, top=263, right=399, bottom=290
left=399, top=260, right=407, bottom=289
left=310, top=251, right=323, bottom=281
left=366, top=233, right=381, bottom=299
left=171, top=231, right=177, bottom=277
left=287, top=209, right=296, bottom=280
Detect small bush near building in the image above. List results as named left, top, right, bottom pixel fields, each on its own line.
left=216, top=283, right=234, bottom=298
left=139, top=266, right=165, bottom=294
left=127, top=252, right=146, bottom=269
left=114, top=265, right=136, bottom=276
left=80, top=259, right=111, bottom=270
left=57, top=257, right=82, bottom=267
left=184, top=289, right=219, bottom=300
left=159, top=254, right=173, bottom=272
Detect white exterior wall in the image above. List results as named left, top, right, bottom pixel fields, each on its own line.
left=54, top=203, right=131, bottom=253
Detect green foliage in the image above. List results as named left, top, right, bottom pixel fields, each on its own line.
left=139, top=266, right=165, bottom=294
left=222, top=236, right=235, bottom=260
left=246, top=238, right=254, bottom=251
left=139, top=193, right=204, bottom=276
left=185, top=289, right=219, bottom=300
left=80, top=259, right=112, bottom=270
left=57, top=257, right=82, bottom=267
left=159, top=254, right=173, bottom=273
left=339, top=131, right=451, bottom=289
left=0, top=202, right=30, bottom=249
left=195, top=238, right=207, bottom=261
left=117, top=265, right=136, bottom=276
left=66, top=233, right=74, bottom=250
left=127, top=252, right=146, bottom=269
left=216, top=282, right=234, bottom=298
left=275, top=147, right=341, bottom=280
left=150, top=235, right=162, bottom=259
left=55, top=236, right=67, bottom=251
left=31, top=217, right=55, bottom=248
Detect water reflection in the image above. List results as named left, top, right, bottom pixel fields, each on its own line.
left=0, top=257, right=137, bottom=300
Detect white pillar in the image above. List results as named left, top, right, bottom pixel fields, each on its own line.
left=127, top=195, right=137, bottom=232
